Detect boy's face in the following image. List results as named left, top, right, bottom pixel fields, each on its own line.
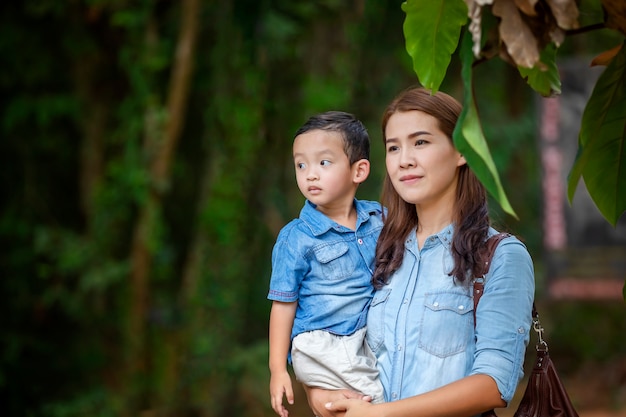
left=293, top=130, right=356, bottom=212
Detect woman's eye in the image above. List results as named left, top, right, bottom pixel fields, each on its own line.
left=415, top=139, right=427, bottom=146
left=387, top=145, right=399, bottom=152
left=320, top=160, right=331, bottom=166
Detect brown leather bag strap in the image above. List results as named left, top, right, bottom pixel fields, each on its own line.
left=472, top=232, right=511, bottom=321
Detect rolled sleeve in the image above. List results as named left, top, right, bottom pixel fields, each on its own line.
left=267, top=226, right=307, bottom=303
left=470, top=237, right=535, bottom=403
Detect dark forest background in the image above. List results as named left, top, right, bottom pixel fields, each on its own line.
left=0, top=1, right=624, bottom=416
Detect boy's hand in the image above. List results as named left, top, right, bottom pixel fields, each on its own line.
left=270, top=370, right=294, bottom=417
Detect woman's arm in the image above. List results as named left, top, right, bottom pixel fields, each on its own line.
left=472, top=238, right=535, bottom=401
left=269, top=301, right=298, bottom=417
left=326, top=374, right=504, bottom=417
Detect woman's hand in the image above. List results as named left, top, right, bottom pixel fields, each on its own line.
left=325, top=398, right=375, bottom=417
left=304, top=386, right=371, bottom=417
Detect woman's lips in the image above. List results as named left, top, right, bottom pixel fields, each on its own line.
left=400, top=175, right=421, bottom=184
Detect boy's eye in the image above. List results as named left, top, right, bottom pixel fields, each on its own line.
left=320, top=160, right=331, bottom=166
left=296, top=162, right=306, bottom=169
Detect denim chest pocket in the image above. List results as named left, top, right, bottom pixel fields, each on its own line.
left=312, top=241, right=355, bottom=280
left=418, top=292, right=474, bottom=357
left=366, top=288, right=390, bottom=353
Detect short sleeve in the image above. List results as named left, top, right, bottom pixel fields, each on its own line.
left=267, top=225, right=309, bottom=302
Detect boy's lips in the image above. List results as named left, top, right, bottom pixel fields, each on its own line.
left=308, top=186, right=322, bottom=193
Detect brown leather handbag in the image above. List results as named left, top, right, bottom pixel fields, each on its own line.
left=474, top=233, right=579, bottom=417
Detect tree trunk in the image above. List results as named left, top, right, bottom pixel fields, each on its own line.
left=126, top=0, right=200, bottom=412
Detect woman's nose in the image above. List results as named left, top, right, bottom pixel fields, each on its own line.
left=399, top=149, right=416, bottom=168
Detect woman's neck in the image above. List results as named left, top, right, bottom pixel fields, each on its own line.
left=415, top=203, right=453, bottom=249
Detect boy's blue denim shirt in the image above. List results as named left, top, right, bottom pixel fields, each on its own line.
left=268, top=199, right=384, bottom=342
left=366, top=225, right=535, bottom=405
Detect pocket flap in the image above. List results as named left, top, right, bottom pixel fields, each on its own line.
left=371, top=288, right=391, bottom=307
left=313, top=241, right=349, bottom=264
left=424, top=292, right=473, bottom=315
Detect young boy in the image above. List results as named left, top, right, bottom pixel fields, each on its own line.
left=268, top=111, right=384, bottom=417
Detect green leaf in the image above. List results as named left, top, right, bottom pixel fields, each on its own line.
left=454, top=31, right=517, bottom=218
left=518, top=43, right=561, bottom=97
left=402, top=0, right=467, bottom=93
left=567, top=41, right=626, bottom=226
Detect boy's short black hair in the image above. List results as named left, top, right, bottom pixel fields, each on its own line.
left=294, top=111, right=369, bottom=164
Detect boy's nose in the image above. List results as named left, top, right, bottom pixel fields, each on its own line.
left=306, top=169, right=319, bottom=180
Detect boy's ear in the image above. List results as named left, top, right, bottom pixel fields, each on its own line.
left=353, top=159, right=370, bottom=184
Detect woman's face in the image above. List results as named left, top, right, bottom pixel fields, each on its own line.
left=384, top=110, right=466, bottom=209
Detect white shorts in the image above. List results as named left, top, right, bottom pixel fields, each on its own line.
left=291, top=327, right=385, bottom=404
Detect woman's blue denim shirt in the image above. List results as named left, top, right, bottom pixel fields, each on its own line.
left=367, top=225, right=535, bottom=404
left=268, top=199, right=383, bottom=341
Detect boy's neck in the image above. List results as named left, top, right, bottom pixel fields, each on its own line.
left=316, top=202, right=357, bottom=231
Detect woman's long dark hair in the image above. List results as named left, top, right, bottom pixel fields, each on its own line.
left=373, top=86, right=490, bottom=289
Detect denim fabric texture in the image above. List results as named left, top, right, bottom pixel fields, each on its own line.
left=366, top=225, right=535, bottom=404
left=268, top=199, right=383, bottom=341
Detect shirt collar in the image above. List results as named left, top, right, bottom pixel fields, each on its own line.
left=405, top=223, right=455, bottom=253
left=435, top=223, right=454, bottom=250
left=299, top=199, right=379, bottom=236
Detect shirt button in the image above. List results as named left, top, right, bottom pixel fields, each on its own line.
left=392, top=392, right=398, bottom=399
left=397, top=344, right=402, bottom=351
left=458, top=305, right=465, bottom=310
left=518, top=327, right=525, bottom=334
left=357, top=238, right=363, bottom=244
left=403, top=299, right=408, bottom=304
left=433, top=302, right=439, bottom=307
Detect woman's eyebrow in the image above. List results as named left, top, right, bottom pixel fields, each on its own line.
left=408, top=130, right=432, bottom=138
left=386, top=131, right=432, bottom=143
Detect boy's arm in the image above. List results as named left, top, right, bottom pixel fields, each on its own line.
left=269, top=300, right=297, bottom=417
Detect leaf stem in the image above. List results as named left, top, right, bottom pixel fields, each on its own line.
left=566, top=22, right=606, bottom=36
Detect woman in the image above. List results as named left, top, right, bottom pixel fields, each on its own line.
left=306, top=86, right=535, bottom=417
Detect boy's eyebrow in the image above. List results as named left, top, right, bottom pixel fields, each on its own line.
left=293, top=148, right=336, bottom=158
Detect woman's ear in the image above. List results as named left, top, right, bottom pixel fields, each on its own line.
left=353, top=159, right=370, bottom=184
left=457, top=153, right=467, bottom=167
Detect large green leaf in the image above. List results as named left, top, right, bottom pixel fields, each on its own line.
left=454, top=31, right=517, bottom=219
left=518, top=43, right=561, bottom=97
left=402, top=0, right=467, bottom=93
left=567, top=41, right=626, bottom=226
